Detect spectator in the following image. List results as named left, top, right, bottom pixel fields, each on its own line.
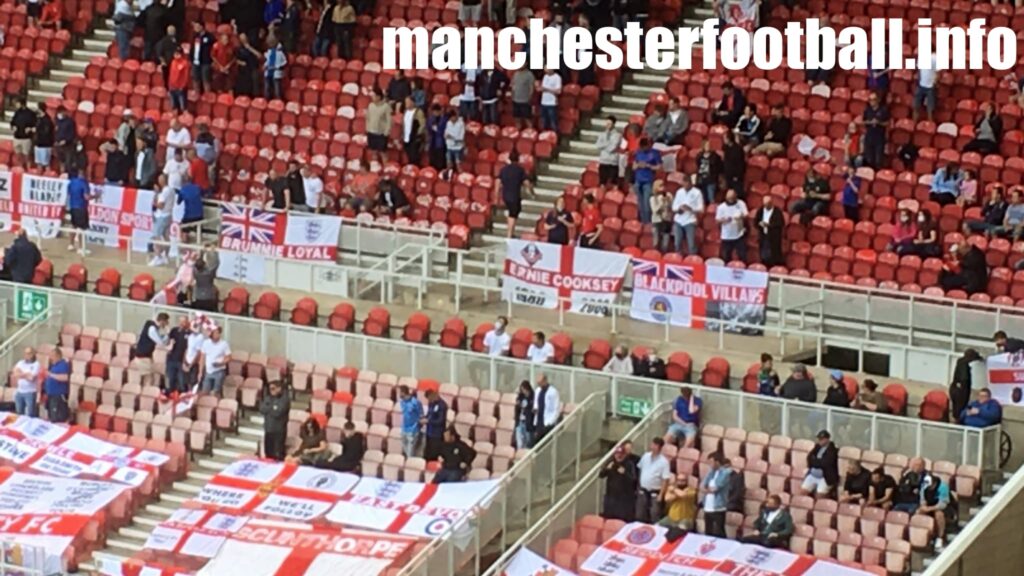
left=739, top=495, right=793, bottom=549
left=164, top=317, right=190, bottom=393
left=636, top=437, right=672, bottom=523
left=959, top=388, right=1002, bottom=427
left=285, top=161, right=306, bottom=211
left=957, top=169, right=979, bottom=207
left=595, top=116, right=621, bottom=190
left=888, top=208, right=917, bottom=252
left=4, top=229, right=41, bottom=284
left=320, top=422, right=364, bottom=473
left=912, top=52, right=940, bottom=122
left=663, top=98, right=689, bottom=144
left=930, top=162, right=963, bottom=206
left=635, top=349, right=667, bottom=380
left=264, top=40, right=288, bottom=100
left=12, top=348, right=40, bottom=417
left=632, top=137, right=662, bottom=223
left=211, top=33, right=234, bottom=91
left=177, top=174, right=204, bottom=229
left=754, top=194, right=784, bottom=267
left=198, top=327, right=231, bottom=395
left=399, top=96, right=425, bottom=165
left=600, top=444, right=638, bottom=522
left=43, top=348, right=70, bottom=422
left=694, top=140, right=723, bottom=205
left=155, top=25, right=179, bottom=85
left=425, top=105, right=448, bottom=170
left=135, top=312, right=170, bottom=361
left=841, top=165, right=861, bottom=221
left=375, top=178, right=410, bottom=217
left=839, top=461, right=871, bottom=504
left=10, top=98, right=35, bottom=166
left=458, top=0, right=482, bottom=24
left=300, top=165, right=323, bottom=213
left=264, top=0, right=284, bottom=26
left=433, top=426, right=476, bottom=483
left=642, top=105, right=670, bottom=143
left=278, top=0, right=301, bottom=53
left=500, top=152, right=532, bottom=237
left=540, top=67, right=562, bottom=131
left=866, top=467, right=897, bottom=510
left=861, top=91, right=890, bottom=168
left=511, top=67, right=535, bottom=130
left=164, top=147, right=189, bottom=188
left=288, top=417, right=330, bottom=466
left=756, top=352, right=780, bottom=396
left=187, top=149, right=211, bottom=195
left=658, top=473, right=698, bottom=531
left=113, top=0, right=135, bottom=61
left=459, top=65, right=479, bottom=120
left=543, top=196, right=574, bottom=245
left=482, top=316, right=510, bottom=356
left=444, top=109, right=466, bottom=171
left=780, top=363, right=816, bottom=402
left=949, top=349, right=982, bottom=418
left=115, top=109, right=137, bottom=157
left=148, top=174, right=175, bottom=266
left=514, top=380, right=534, bottom=449
left=801, top=430, right=839, bottom=497
left=700, top=452, right=731, bottom=537
left=722, top=131, right=746, bottom=197
left=997, top=188, right=1024, bottom=241
left=963, top=102, right=1002, bottom=155
left=527, top=331, right=554, bottom=364
left=855, top=379, right=890, bottom=414
left=192, top=248, right=219, bottom=312
left=365, top=89, right=391, bottom=164
left=665, top=386, right=701, bottom=449
left=716, top=189, right=749, bottom=263
left=54, top=106, right=76, bottom=172
left=994, top=330, right=1024, bottom=353
left=33, top=103, right=54, bottom=168
left=164, top=116, right=191, bottom=163
left=733, top=103, right=761, bottom=148
left=790, top=168, right=830, bottom=225
left=650, top=181, right=673, bottom=252
left=751, top=104, right=792, bottom=157
left=939, top=238, right=988, bottom=294
left=894, top=458, right=952, bottom=550
left=395, top=385, right=419, bottom=457
left=423, top=389, right=448, bottom=461
left=904, top=210, right=940, bottom=256
left=532, top=374, right=561, bottom=443
left=478, top=69, right=508, bottom=125
left=671, top=174, right=703, bottom=255
left=866, top=54, right=890, bottom=100
left=841, top=121, right=863, bottom=167
left=711, top=81, right=745, bottom=127
left=823, top=370, right=850, bottom=407
left=183, top=320, right=205, bottom=389
left=386, top=69, right=411, bottom=107
left=143, top=2, right=168, bottom=62
left=603, top=346, right=635, bottom=375
left=101, top=139, right=131, bottom=185
left=411, top=78, right=427, bottom=109
left=332, top=0, right=355, bottom=59
left=66, top=169, right=95, bottom=255
left=190, top=22, right=214, bottom=94
left=233, top=33, right=262, bottom=96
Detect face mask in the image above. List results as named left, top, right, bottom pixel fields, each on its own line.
left=900, top=215, right=910, bottom=223
left=918, top=215, right=926, bottom=223
left=495, top=320, right=505, bottom=330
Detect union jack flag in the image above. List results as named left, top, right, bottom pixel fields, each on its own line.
left=631, top=259, right=694, bottom=281
left=665, top=264, right=693, bottom=281
left=631, top=258, right=661, bottom=276
left=220, top=204, right=278, bottom=244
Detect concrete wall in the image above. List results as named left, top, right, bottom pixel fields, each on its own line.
left=939, top=490, right=1024, bottom=576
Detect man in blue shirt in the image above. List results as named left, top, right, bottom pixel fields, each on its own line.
left=959, top=388, right=1002, bottom=427
left=841, top=165, right=861, bottom=222
left=423, top=389, right=448, bottom=462
left=398, top=385, right=424, bottom=459
left=665, top=386, right=702, bottom=449
left=66, top=169, right=93, bottom=255
left=632, top=137, right=662, bottom=224
left=861, top=92, right=890, bottom=169
left=178, top=177, right=204, bottom=235
left=43, top=348, right=70, bottom=423
left=54, top=105, right=77, bottom=172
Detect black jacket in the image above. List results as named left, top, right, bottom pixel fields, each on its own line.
left=514, top=390, right=534, bottom=432
left=5, top=236, right=41, bottom=284
left=190, top=31, right=215, bottom=65
left=960, top=245, right=988, bottom=295
left=335, top=432, right=366, bottom=471
left=11, top=108, right=35, bottom=140
left=754, top=205, right=784, bottom=265
left=780, top=376, right=816, bottom=403
left=34, top=114, right=54, bottom=147
left=599, top=457, right=638, bottom=496
left=259, top=392, right=291, bottom=433
left=949, top=353, right=977, bottom=417
left=974, top=113, right=1003, bottom=143
left=723, top=141, right=746, bottom=178
left=634, top=356, right=667, bottom=380
left=377, top=181, right=409, bottom=211
left=439, top=438, right=475, bottom=472
left=286, top=170, right=306, bottom=207
left=823, top=383, right=850, bottom=408
left=806, top=441, right=839, bottom=486
left=696, top=151, right=723, bottom=186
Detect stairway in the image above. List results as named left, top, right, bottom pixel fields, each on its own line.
left=0, top=20, right=115, bottom=140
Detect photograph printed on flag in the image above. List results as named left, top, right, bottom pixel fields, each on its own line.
left=985, top=352, right=1024, bottom=406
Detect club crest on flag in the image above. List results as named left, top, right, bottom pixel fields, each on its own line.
left=425, top=518, right=450, bottom=536
left=649, top=295, right=672, bottom=322
left=304, top=219, right=323, bottom=243
left=625, top=525, right=656, bottom=545
left=745, top=548, right=773, bottom=566
left=375, top=481, right=403, bottom=499
left=521, top=243, right=542, bottom=266
left=306, top=473, right=337, bottom=490
left=698, top=539, right=718, bottom=555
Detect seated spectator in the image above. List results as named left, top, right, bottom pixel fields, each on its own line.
left=739, top=495, right=793, bottom=549
left=841, top=121, right=863, bottom=167
left=789, top=169, right=830, bottom=226
left=543, top=196, right=575, bottom=245
left=839, top=461, right=871, bottom=504
left=994, top=330, right=1024, bottom=353
left=343, top=160, right=379, bottom=213
left=482, top=316, right=511, bottom=357
left=433, top=426, right=476, bottom=483
left=635, top=350, right=667, bottom=380
left=663, top=98, right=689, bottom=144
left=959, top=388, right=1002, bottom=427
left=823, top=370, right=850, bottom=407
left=801, top=430, right=839, bottom=497
left=866, top=467, right=897, bottom=510
left=658, top=473, right=698, bottom=531
left=750, top=104, right=792, bottom=157
left=996, top=188, right=1024, bottom=241
left=603, top=346, right=635, bottom=375
left=964, top=186, right=1006, bottom=234
left=288, top=417, right=330, bottom=466
left=841, top=165, right=861, bottom=222
left=664, top=386, right=701, bottom=449
left=957, top=169, right=979, bottom=207
left=38, top=0, right=62, bottom=29
left=375, top=178, right=411, bottom=217
left=940, top=238, right=988, bottom=295
left=526, top=331, right=554, bottom=364
left=893, top=458, right=952, bottom=550
left=901, top=210, right=940, bottom=257
left=929, top=162, right=963, bottom=206
left=711, top=82, right=745, bottom=127
left=4, top=229, right=41, bottom=284
left=756, top=353, right=780, bottom=396
left=963, top=102, right=1003, bottom=155
left=733, top=104, right=761, bottom=148
left=642, top=104, right=670, bottom=144
left=386, top=69, right=411, bottom=107
left=780, top=364, right=816, bottom=402
left=854, top=379, right=889, bottom=413
left=319, top=422, right=365, bottom=473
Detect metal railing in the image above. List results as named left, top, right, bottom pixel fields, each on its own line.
left=0, top=305, right=60, bottom=378
left=0, top=540, right=49, bottom=575
left=482, top=403, right=674, bottom=576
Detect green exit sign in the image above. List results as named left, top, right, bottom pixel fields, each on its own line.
left=14, top=288, right=48, bottom=322
left=618, top=396, right=651, bottom=418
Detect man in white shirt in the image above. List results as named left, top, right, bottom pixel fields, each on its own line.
left=637, top=437, right=673, bottom=522
left=532, top=374, right=561, bottom=443
left=149, top=174, right=175, bottom=267
left=13, top=347, right=40, bottom=417
left=300, top=165, right=323, bottom=213
left=672, top=175, right=705, bottom=255
left=459, top=66, right=478, bottom=119
left=716, top=189, right=749, bottom=263
left=539, top=68, right=562, bottom=132
left=603, top=346, right=635, bottom=375
left=184, top=322, right=207, bottom=390
left=913, top=53, right=940, bottom=122
left=482, top=316, right=511, bottom=356
left=163, top=147, right=189, bottom=189
left=526, top=331, right=555, bottom=364
left=199, top=327, right=231, bottom=395
left=164, top=117, right=191, bottom=164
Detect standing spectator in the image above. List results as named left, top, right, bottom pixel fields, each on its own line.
left=963, top=102, right=1003, bottom=155
left=198, top=327, right=231, bottom=395
left=665, top=386, right=702, bottom=448
left=191, top=248, right=219, bottom=312
left=264, top=40, right=288, bottom=100
left=10, top=98, right=35, bottom=166
left=636, top=438, right=672, bottom=523
left=233, top=33, right=261, bottom=96
left=43, top=348, right=70, bottom=422
left=423, top=389, right=448, bottom=461
left=400, top=96, right=426, bottom=165
left=187, top=149, right=211, bottom=194
left=650, top=181, right=673, bottom=252
left=211, top=33, right=234, bottom=91
left=143, top=1, right=168, bottom=61
left=135, top=313, right=169, bottom=361
left=164, top=116, right=191, bottom=164
left=514, top=380, right=534, bottom=449
left=499, top=152, right=531, bottom=238
left=658, top=474, right=698, bottom=530
left=532, top=374, right=561, bottom=443
left=542, top=196, right=574, bottom=245
left=332, top=0, right=355, bottom=59
left=279, top=0, right=301, bottom=53
left=595, top=116, right=621, bottom=190
left=780, top=363, right=816, bottom=402
left=398, top=385, right=423, bottom=458
left=930, top=162, right=962, bottom=206
left=178, top=174, right=205, bottom=229
left=457, top=0, right=482, bottom=24
left=4, top=229, right=41, bottom=284
left=164, top=148, right=189, bottom=188
left=164, top=317, right=190, bottom=393
left=301, top=166, right=323, bottom=213
left=722, top=131, right=746, bottom=197
left=66, top=169, right=94, bottom=255
left=53, top=106, right=76, bottom=172
left=511, top=67, right=535, bottom=130
left=33, top=103, right=54, bottom=168
left=459, top=65, right=479, bottom=120
left=365, top=89, right=391, bottom=164
left=756, top=353, right=781, bottom=396
left=841, top=165, right=861, bottom=221
left=840, top=461, right=872, bottom=504
left=939, top=238, right=988, bottom=294
left=712, top=82, right=745, bottom=127
left=425, top=105, right=448, bottom=170
left=631, top=137, right=661, bottom=224
left=478, top=68, right=508, bottom=125
left=113, top=0, right=135, bottom=61
left=285, top=161, right=306, bottom=211
left=753, top=194, right=784, bottom=267
left=740, top=495, right=794, bottom=548
left=861, top=92, right=890, bottom=169
left=264, top=0, right=284, bottom=27
left=526, top=331, right=554, bottom=364
left=577, top=193, right=603, bottom=248
left=912, top=52, right=940, bottom=122
left=600, top=444, right=638, bottom=522
left=13, top=348, right=40, bottom=417
left=190, top=22, right=214, bottom=94
left=433, top=426, right=476, bottom=483
left=603, top=346, right=635, bottom=375
left=671, top=175, right=703, bottom=255
left=444, top=109, right=466, bottom=171
left=801, top=430, right=839, bottom=497
left=260, top=380, right=290, bottom=460
left=386, top=70, right=411, bottom=107
left=959, top=388, right=1002, bottom=427
left=155, top=25, right=178, bottom=86
left=716, top=189, right=749, bottom=263
left=539, top=67, right=562, bottom=132
left=266, top=168, right=289, bottom=210
left=694, top=140, right=722, bottom=205
left=866, top=467, right=897, bottom=510
left=823, top=370, right=850, bottom=407
left=790, top=169, right=831, bottom=225
left=101, top=139, right=131, bottom=184
left=866, top=53, right=890, bottom=100
left=750, top=104, right=792, bottom=157
left=949, top=349, right=981, bottom=418
left=183, top=320, right=205, bottom=389
left=148, top=174, right=174, bottom=266
left=700, top=453, right=731, bottom=537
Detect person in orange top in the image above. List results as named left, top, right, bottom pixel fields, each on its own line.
left=210, top=33, right=234, bottom=93
left=578, top=193, right=604, bottom=249
left=38, top=0, right=62, bottom=29
left=187, top=149, right=211, bottom=193
left=167, top=49, right=191, bottom=112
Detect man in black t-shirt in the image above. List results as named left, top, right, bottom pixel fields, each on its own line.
left=101, top=139, right=132, bottom=185
left=840, top=461, right=871, bottom=504
left=285, top=161, right=306, bottom=210
left=10, top=98, right=36, bottom=165
left=266, top=169, right=289, bottom=210
left=165, top=316, right=191, bottom=393
left=499, top=152, right=532, bottom=238
left=866, top=467, right=897, bottom=510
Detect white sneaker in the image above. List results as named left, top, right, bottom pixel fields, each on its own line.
left=66, top=244, right=75, bottom=251
left=154, top=255, right=169, bottom=266
left=78, top=248, right=91, bottom=256
left=934, top=537, right=944, bottom=552
left=147, top=256, right=161, bottom=267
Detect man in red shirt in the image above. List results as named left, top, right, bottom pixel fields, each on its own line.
left=38, top=0, right=62, bottom=29
left=187, top=149, right=211, bottom=193
left=167, top=49, right=191, bottom=112
left=211, top=33, right=234, bottom=93
left=578, top=193, right=603, bottom=248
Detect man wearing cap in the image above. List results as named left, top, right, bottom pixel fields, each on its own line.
left=599, top=444, right=638, bottom=522
left=115, top=109, right=137, bottom=157
left=801, top=430, right=839, bottom=497
left=780, top=364, right=816, bottom=403
left=823, top=370, right=851, bottom=408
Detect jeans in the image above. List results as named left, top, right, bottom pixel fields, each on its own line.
left=726, top=174, right=745, bottom=198
left=635, top=181, right=654, bottom=223
left=541, top=105, right=558, bottom=131
left=401, top=432, right=419, bottom=458
left=312, top=36, right=332, bottom=57
left=265, top=77, right=282, bottom=100
left=699, top=181, right=717, bottom=205
left=459, top=99, right=478, bottom=120
left=46, top=394, right=69, bottom=423
left=863, top=139, right=885, bottom=169
left=721, top=237, right=748, bottom=263
left=515, top=422, right=532, bottom=449
left=481, top=101, right=498, bottom=125
left=636, top=489, right=662, bottom=523
left=15, top=392, right=37, bottom=417
left=115, top=28, right=132, bottom=60
left=169, top=90, right=187, bottom=111
left=165, top=360, right=186, bottom=393
left=674, top=223, right=698, bottom=255
left=201, top=370, right=226, bottom=395
left=432, top=468, right=465, bottom=484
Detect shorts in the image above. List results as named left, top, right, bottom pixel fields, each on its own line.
left=914, top=85, right=936, bottom=112
left=26, top=2, right=42, bottom=18
left=70, top=208, right=89, bottom=230
left=13, top=138, right=31, bottom=156
left=667, top=422, right=697, bottom=441
left=504, top=197, right=522, bottom=218
left=801, top=474, right=831, bottom=495
left=446, top=148, right=464, bottom=165
left=34, top=147, right=51, bottom=166
left=368, top=134, right=388, bottom=152
left=152, top=215, right=171, bottom=239
left=599, top=163, right=619, bottom=184
left=513, top=102, right=532, bottom=119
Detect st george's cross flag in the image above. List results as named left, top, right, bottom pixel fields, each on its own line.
left=218, top=203, right=340, bottom=261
